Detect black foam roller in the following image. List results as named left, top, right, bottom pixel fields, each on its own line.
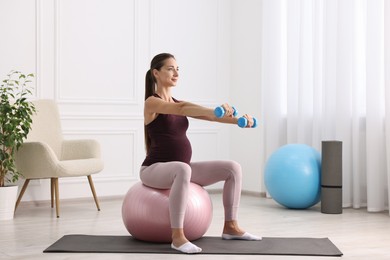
left=321, top=187, right=342, bottom=214
left=321, top=141, right=342, bottom=214
left=321, top=141, right=342, bottom=186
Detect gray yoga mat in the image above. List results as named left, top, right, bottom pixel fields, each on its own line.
left=44, top=235, right=343, bottom=256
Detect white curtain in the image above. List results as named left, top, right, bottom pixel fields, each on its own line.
left=260, top=0, right=390, bottom=213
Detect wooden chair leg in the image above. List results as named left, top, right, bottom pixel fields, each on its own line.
left=51, top=178, right=55, bottom=208
left=53, top=178, right=60, bottom=218
left=14, top=179, right=30, bottom=211
left=87, top=175, right=100, bottom=211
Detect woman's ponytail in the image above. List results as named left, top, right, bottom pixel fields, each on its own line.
left=145, top=69, right=155, bottom=101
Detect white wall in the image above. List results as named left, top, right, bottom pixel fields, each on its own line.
left=1, top=0, right=264, bottom=201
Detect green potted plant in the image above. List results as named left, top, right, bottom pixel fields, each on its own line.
left=0, top=70, right=35, bottom=220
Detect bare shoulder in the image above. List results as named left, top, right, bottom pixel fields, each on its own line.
left=145, top=95, right=159, bottom=103
left=145, top=96, right=162, bottom=108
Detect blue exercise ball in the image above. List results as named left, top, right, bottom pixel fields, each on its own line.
left=264, top=144, right=321, bottom=209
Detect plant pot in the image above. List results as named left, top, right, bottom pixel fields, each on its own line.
left=0, top=185, right=19, bottom=220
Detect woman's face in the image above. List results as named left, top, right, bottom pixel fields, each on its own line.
left=153, top=57, right=179, bottom=87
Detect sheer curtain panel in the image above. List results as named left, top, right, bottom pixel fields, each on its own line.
left=260, top=0, right=390, bottom=214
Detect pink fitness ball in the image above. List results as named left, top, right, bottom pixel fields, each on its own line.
left=122, top=182, right=213, bottom=243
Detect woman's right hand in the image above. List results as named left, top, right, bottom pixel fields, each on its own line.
left=221, top=103, right=236, bottom=117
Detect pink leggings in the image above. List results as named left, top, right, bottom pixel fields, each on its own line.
left=140, top=160, right=242, bottom=228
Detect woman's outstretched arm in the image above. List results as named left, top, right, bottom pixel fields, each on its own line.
left=145, top=96, right=241, bottom=125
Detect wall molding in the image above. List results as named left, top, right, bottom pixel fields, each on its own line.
left=53, top=0, right=139, bottom=105
left=63, top=128, right=138, bottom=135
left=52, top=175, right=137, bottom=184
left=34, top=0, right=41, bottom=98
left=63, top=128, right=139, bottom=179
left=187, top=128, right=221, bottom=134
left=149, top=0, right=222, bottom=105
left=61, top=115, right=144, bottom=121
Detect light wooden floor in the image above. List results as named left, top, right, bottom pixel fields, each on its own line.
left=1, top=192, right=390, bottom=260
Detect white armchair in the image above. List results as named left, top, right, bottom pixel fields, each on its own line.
left=15, top=99, right=104, bottom=217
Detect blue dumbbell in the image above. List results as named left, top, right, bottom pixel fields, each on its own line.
left=214, top=106, right=238, bottom=118
left=237, top=117, right=258, bottom=128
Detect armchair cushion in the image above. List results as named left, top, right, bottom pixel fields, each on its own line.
left=61, top=139, right=101, bottom=160
left=58, top=158, right=103, bottom=177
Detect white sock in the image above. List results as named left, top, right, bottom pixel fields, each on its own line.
left=222, top=232, right=262, bottom=241
left=171, top=242, right=202, bottom=254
